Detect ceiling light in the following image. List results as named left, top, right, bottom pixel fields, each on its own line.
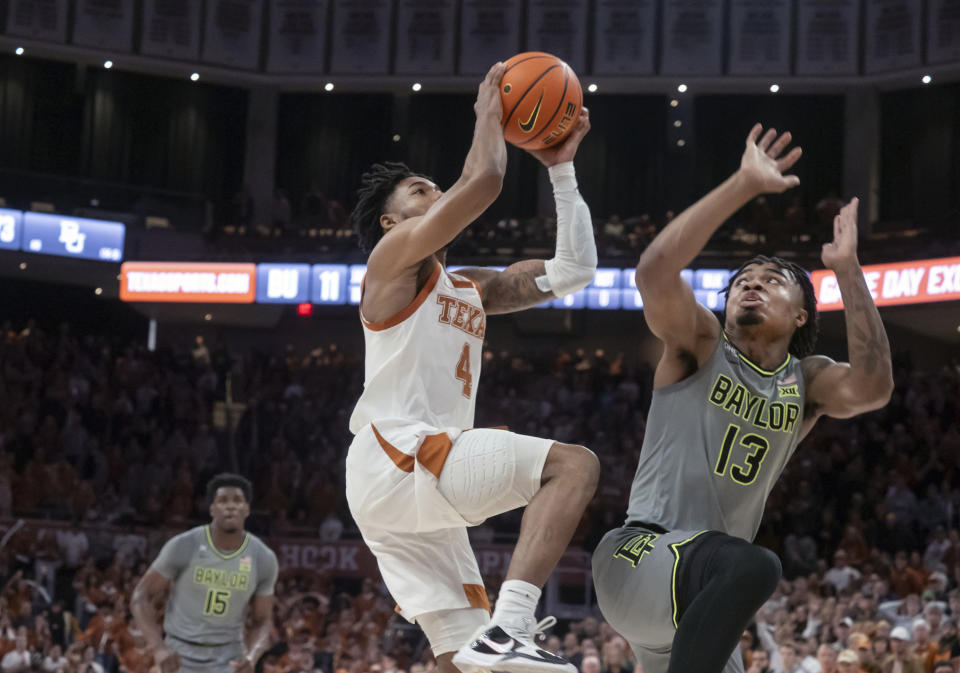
left=677, top=83, right=688, bottom=93
left=103, top=60, right=113, bottom=69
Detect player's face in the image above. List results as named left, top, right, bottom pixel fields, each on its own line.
left=725, top=263, right=806, bottom=336
left=386, top=176, right=443, bottom=223
left=209, top=487, right=250, bottom=533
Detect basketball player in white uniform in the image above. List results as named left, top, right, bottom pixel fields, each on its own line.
left=345, top=62, right=599, bottom=673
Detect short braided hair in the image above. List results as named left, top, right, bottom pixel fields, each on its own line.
left=721, top=255, right=819, bottom=358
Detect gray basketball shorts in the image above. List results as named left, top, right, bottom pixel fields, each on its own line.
left=166, top=636, right=244, bottom=673
left=591, top=525, right=745, bottom=673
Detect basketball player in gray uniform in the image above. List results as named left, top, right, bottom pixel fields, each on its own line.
left=592, top=124, right=893, bottom=673
left=132, top=474, right=278, bottom=673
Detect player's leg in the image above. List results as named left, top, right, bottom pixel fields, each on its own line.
left=439, top=429, right=597, bottom=673
left=437, top=430, right=599, bottom=586
left=666, top=533, right=780, bottom=673
left=506, top=441, right=600, bottom=586
left=417, top=609, right=488, bottom=673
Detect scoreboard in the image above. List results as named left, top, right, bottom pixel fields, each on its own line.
left=1, top=209, right=126, bottom=261
left=120, top=261, right=735, bottom=311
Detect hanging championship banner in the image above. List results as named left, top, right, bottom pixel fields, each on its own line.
left=660, top=0, right=724, bottom=75
left=72, top=0, right=135, bottom=51
left=141, top=0, right=202, bottom=60
left=526, top=0, right=589, bottom=75
left=864, top=0, right=921, bottom=73
left=202, top=0, right=265, bottom=69
left=5, top=0, right=68, bottom=43
left=459, top=0, right=523, bottom=75
left=927, top=0, right=960, bottom=64
left=796, top=0, right=860, bottom=75
left=330, top=0, right=391, bottom=74
left=267, top=0, right=329, bottom=73
left=592, top=0, right=656, bottom=75
left=728, top=0, right=791, bottom=74
left=395, top=0, right=456, bottom=75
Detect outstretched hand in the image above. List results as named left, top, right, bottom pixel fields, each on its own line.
left=821, top=197, right=860, bottom=272
left=525, top=107, right=591, bottom=167
left=739, top=124, right=803, bottom=195
left=475, top=61, right=506, bottom=122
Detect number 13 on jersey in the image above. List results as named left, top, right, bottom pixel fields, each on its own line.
left=456, top=343, right=472, bottom=398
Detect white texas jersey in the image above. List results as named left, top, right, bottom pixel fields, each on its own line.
left=349, top=261, right=486, bottom=434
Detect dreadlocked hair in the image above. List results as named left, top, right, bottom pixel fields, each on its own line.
left=350, top=161, right=429, bottom=253
left=721, top=255, right=820, bottom=358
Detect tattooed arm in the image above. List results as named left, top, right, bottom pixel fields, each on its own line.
left=454, top=260, right=553, bottom=315
left=801, top=198, right=893, bottom=433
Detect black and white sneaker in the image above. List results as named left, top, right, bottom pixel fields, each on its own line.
left=452, top=616, right=576, bottom=673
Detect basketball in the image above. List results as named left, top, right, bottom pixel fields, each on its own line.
left=500, top=51, right=583, bottom=149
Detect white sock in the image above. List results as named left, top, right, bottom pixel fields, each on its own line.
left=492, top=579, right=541, bottom=625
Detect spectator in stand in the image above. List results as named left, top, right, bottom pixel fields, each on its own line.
left=826, top=551, right=862, bottom=593
left=912, top=621, right=938, bottom=673
left=848, top=634, right=877, bottom=673
left=776, top=642, right=804, bottom=673
left=892, top=554, right=928, bottom=599
left=838, top=650, right=862, bottom=673
left=41, top=643, right=66, bottom=672
left=749, top=649, right=773, bottom=673
left=884, top=627, right=924, bottom=673
left=820, top=644, right=840, bottom=673
left=581, top=655, right=601, bottom=673
left=0, top=634, right=30, bottom=673
left=835, top=618, right=855, bottom=650
left=935, top=618, right=958, bottom=663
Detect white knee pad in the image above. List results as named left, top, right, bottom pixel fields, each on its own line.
left=416, top=607, right=489, bottom=656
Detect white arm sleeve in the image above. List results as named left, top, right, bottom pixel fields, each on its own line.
left=536, top=161, right=597, bottom=297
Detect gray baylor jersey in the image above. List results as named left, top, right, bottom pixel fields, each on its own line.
left=150, top=525, right=278, bottom=645
left=626, top=335, right=806, bottom=541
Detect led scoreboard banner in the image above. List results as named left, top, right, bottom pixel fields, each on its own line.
left=0, top=208, right=125, bottom=261
left=811, top=256, right=960, bottom=310
left=119, top=258, right=960, bottom=311
left=119, top=261, right=732, bottom=309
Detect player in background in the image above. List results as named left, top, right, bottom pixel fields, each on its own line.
left=592, top=124, right=893, bottom=673
left=346, top=62, right=599, bottom=673
left=131, top=474, right=278, bottom=673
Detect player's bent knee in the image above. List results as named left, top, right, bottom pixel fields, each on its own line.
left=416, top=607, right=488, bottom=657
left=543, top=442, right=599, bottom=492
left=734, top=544, right=781, bottom=600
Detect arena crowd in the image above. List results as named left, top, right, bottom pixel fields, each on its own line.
left=0, top=320, right=957, bottom=673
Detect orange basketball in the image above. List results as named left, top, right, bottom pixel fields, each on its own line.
left=500, top=52, right=583, bottom=149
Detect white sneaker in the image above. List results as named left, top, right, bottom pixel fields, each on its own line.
left=452, top=616, right=576, bottom=673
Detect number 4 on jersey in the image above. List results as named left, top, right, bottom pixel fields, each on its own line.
left=456, top=343, right=472, bottom=398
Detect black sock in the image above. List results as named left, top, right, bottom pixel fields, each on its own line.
left=667, top=538, right=781, bottom=673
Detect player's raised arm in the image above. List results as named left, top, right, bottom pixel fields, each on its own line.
left=636, top=125, right=802, bottom=364
left=365, top=62, right=508, bottom=281
left=456, top=107, right=597, bottom=315
left=801, top=198, right=893, bottom=426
